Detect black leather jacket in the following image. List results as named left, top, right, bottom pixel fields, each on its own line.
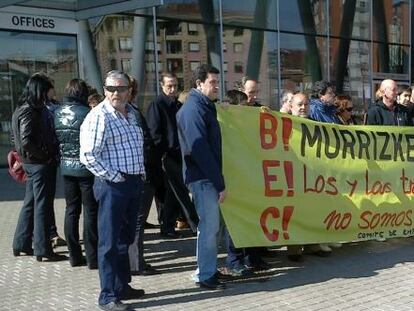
left=12, top=102, right=58, bottom=164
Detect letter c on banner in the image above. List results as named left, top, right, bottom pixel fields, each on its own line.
left=260, top=207, right=280, bottom=241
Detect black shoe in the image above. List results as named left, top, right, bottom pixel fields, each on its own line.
left=248, top=260, right=271, bottom=271
left=310, top=250, right=331, bottom=257
left=13, top=249, right=34, bottom=256
left=99, top=300, right=131, bottom=311
left=131, top=266, right=160, bottom=276
left=69, top=256, right=86, bottom=267
left=144, top=222, right=157, bottom=229
left=88, top=261, right=98, bottom=270
left=287, top=254, right=304, bottom=262
left=196, top=276, right=226, bottom=290
left=36, top=253, right=68, bottom=262
left=119, top=287, right=145, bottom=300
left=160, top=231, right=182, bottom=239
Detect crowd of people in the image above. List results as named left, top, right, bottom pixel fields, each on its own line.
left=10, top=65, right=413, bottom=310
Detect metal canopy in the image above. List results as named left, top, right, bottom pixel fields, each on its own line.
left=0, top=0, right=163, bottom=19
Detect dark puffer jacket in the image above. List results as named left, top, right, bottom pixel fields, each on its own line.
left=54, top=96, right=92, bottom=177
left=12, top=102, right=58, bottom=164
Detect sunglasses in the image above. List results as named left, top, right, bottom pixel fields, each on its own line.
left=345, top=107, right=353, bottom=112
left=104, top=86, right=129, bottom=93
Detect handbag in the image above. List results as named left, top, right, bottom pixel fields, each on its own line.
left=7, top=150, right=27, bottom=183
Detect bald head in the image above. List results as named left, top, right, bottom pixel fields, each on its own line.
left=379, top=79, right=397, bottom=107
left=291, top=93, right=309, bottom=118
left=243, top=79, right=259, bottom=106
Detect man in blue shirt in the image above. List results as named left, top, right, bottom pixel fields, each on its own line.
left=177, top=64, right=227, bottom=290
left=80, top=70, right=146, bottom=311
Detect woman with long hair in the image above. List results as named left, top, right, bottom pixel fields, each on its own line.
left=12, top=73, right=65, bottom=262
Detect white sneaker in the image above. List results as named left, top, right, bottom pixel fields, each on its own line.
left=328, top=243, right=342, bottom=248
left=319, top=244, right=332, bottom=252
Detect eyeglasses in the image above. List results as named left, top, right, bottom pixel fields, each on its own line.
left=345, top=107, right=353, bottom=112
left=104, top=86, right=129, bottom=93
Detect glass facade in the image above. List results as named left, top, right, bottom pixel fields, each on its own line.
left=94, top=0, right=411, bottom=112
left=0, top=30, right=78, bottom=166
left=0, top=0, right=413, bottom=167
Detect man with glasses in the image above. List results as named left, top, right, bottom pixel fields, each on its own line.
left=80, top=70, right=145, bottom=311
left=309, top=80, right=340, bottom=124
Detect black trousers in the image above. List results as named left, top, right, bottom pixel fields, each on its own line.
left=63, top=175, right=98, bottom=265
left=162, top=155, right=198, bottom=233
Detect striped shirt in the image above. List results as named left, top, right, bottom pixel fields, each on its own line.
left=80, top=99, right=145, bottom=182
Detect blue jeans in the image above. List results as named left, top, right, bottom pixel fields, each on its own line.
left=128, top=181, right=154, bottom=271
left=93, top=175, right=143, bottom=305
left=13, top=163, right=56, bottom=256
left=188, top=179, right=220, bottom=282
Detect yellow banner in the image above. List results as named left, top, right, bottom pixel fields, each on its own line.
left=218, top=105, right=414, bottom=248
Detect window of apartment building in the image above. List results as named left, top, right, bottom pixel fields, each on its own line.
left=165, top=22, right=182, bottom=35
left=234, top=61, right=243, bottom=73
left=233, top=43, right=243, bottom=53
left=145, top=61, right=155, bottom=72
left=145, top=41, right=161, bottom=54
left=119, top=37, right=132, bottom=51
left=188, top=23, right=198, bottom=35
left=223, top=42, right=227, bottom=52
left=117, top=17, right=131, bottom=31
left=167, top=59, right=183, bottom=73
left=190, top=61, right=201, bottom=71
left=234, top=28, right=244, bottom=36
left=188, top=42, right=200, bottom=52
left=121, top=59, right=132, bottom=74
left=223, top=62, right=228, bottom=72
left=167, top=40, right=182, bottom=54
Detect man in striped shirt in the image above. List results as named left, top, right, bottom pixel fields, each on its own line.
left=80, top=70, right=145, bottom=311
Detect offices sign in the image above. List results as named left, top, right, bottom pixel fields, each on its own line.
left=0, top=12, right=78, bottom=34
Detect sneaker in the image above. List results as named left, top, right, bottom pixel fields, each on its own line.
left=319, top=244, right=332, bottom=252
left=51, top=236, right=67, bottom=248
left=328, top=243, right=342, bottom=248
left=99, top=300, right=131, bottom=311
left=226, top=266, right=254, bottom=277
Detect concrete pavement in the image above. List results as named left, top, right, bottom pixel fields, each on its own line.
left=1, top=169, right=414, bottom=310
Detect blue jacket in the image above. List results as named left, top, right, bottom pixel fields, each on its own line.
left=309, top=98, right=340, bottom=124
left=176, top=89, right=225, bottom=193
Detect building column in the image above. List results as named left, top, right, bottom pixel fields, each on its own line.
left=78, top=20, right=102, bottom=90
